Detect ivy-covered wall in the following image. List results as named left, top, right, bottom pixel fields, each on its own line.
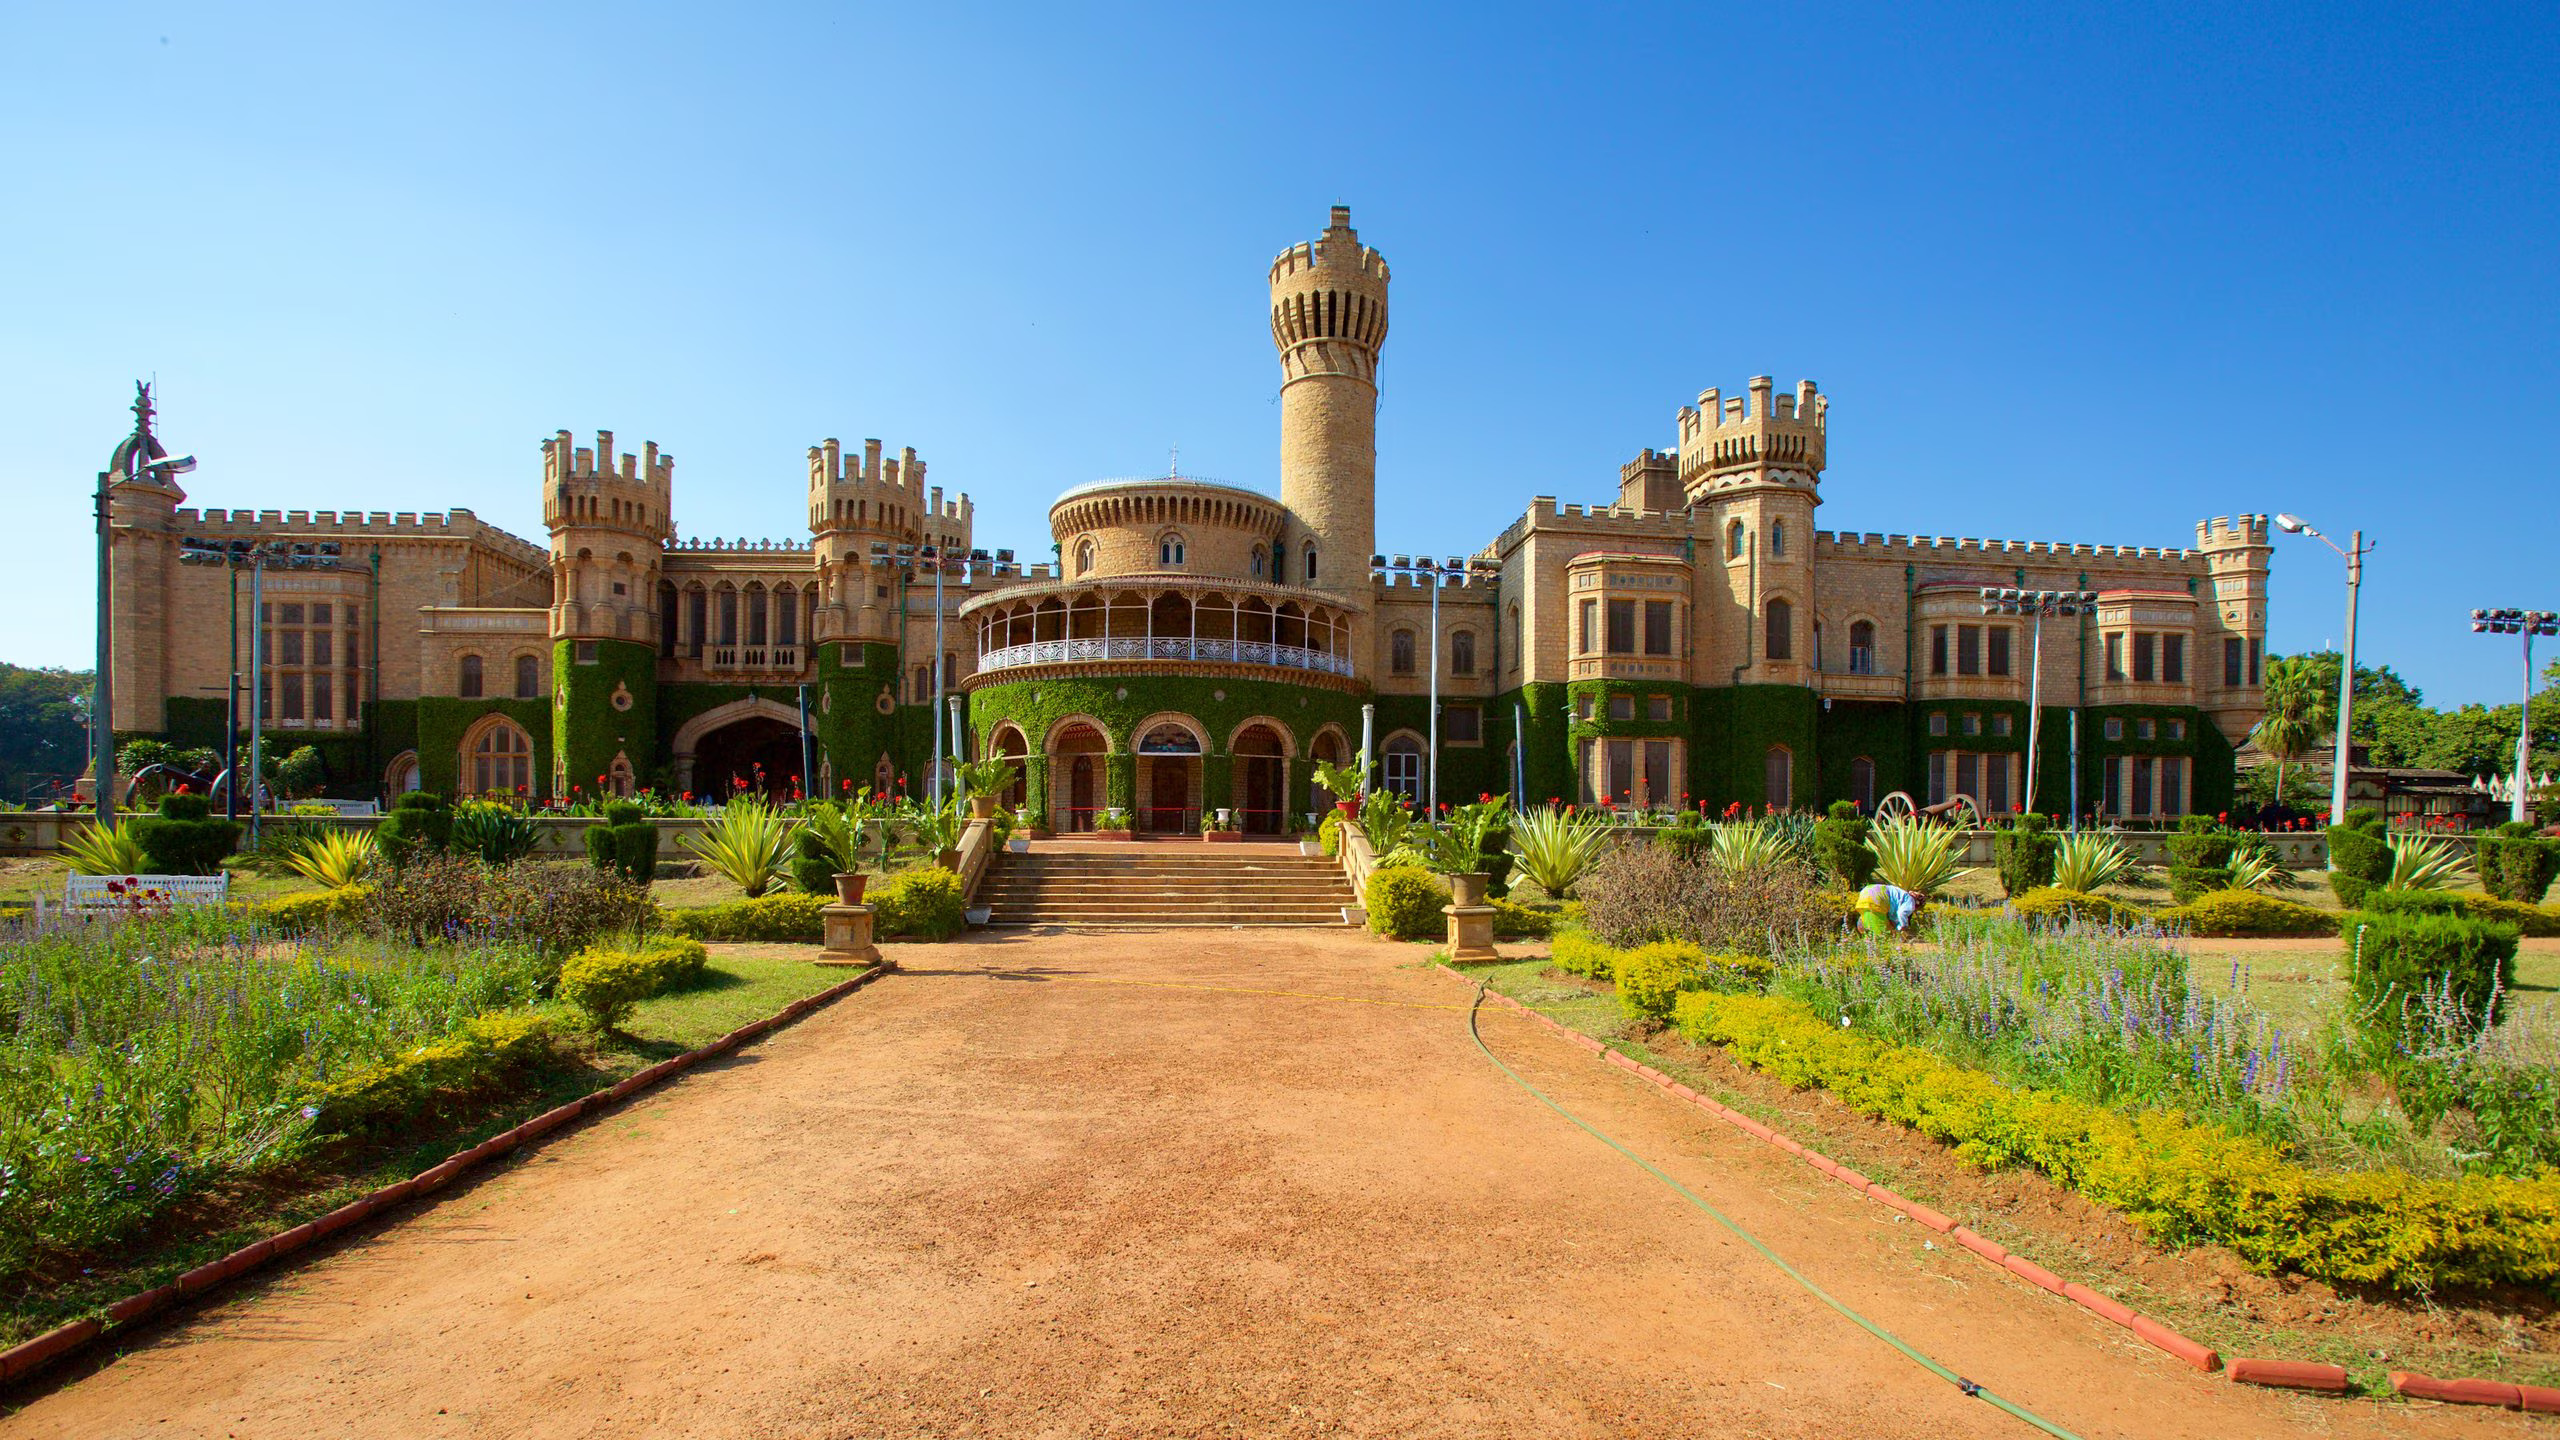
left=158, top=695, right=381, bottom=799
left=554, top=637, right=657, bottom=797
left=417, top=697, right=552, bottom=796
left=1814, top=700, right=1908, bottom=808
left=965, top=673, right=1365, bottom=815
left=1692, top=684, right=1819, bottom=811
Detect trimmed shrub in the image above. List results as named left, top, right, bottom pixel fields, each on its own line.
left=376, top=791, right=454, bottom=865
left=2462, top=893, right=2560, bottom=938
left=2325, top=807, right=2391, bottom=904
left=1318, top=809, right=1344, bottom=857
left=585, top=802, right=659, bottom=887
left=1653, top=825, right=1714, bottom=861
left=2359, top=887, right=2468, bottom=917
left=1550, top=928, right=1621, bottom=981
left=664, top=892, right=828, bottom=942
left=304, top=1010, right=563, bottom=1132
left=2165, top=814, right=2239, bottom=869
left=1490, top=896, right=1562, bottom=938
left=2167, top=865, right=2236, bottom=905
left=253, top=884, right=372, bottom=936
left=789, top=826, right=838, bottom=896
left=875, top=866, right=967, bottom=940
left=1366, top=866, right=1450, bottom=942
left=1811, top=801, right=1876, bottom=889
left=1671, top=989, right=2560, bottom=1291
left=2478, top=821, right=2560, bottom=904
left=2329, top=872, right=2375, bottom=909
left=559, top=936, right=710, bottom=1032
left=2155, top=888, right=2334, bottom=937
left=1992, top=813, right=2057, bottom=897
left=2343, top=908, right=2521, bottom=1042
left=1613, top=939, right=1772, bottom=1021
left=130, top=792, right=241, bottom=875
left=2009, top=887, right=2157, bottom=929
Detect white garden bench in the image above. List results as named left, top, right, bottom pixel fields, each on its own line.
left=63, top=873, right=232, bottom=913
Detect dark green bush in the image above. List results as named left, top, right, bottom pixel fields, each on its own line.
left=1653, top=825, right=1713, bottom=861
left=2477, top=821, right=2559, bottom=904
left=130, top=792, right=242, bottom=875
left=875, top=866, right=966, bottom=940
left=1365, top=866, right=1449, bottom=941
left=2329, top=872, right=2374, bottom=908
left=1993, top=813, right=2057, bottom=897
left=2343, top=908, right=2520, bottom=1042
left=2360, top=887, right=2469, bottom=917
left=2168, top=865, right=2236, bottom=905
left=2165, top=814, right=2238, bottom=869
left=377, top=791, right=453, bottom=864
left=584, top=805, right=660, bottom=887
left=1812, top=801, right=1876, bottom=889
left=789, top=827, right=837, bottom=896
left=2326, top=807, right=2391, bottom=897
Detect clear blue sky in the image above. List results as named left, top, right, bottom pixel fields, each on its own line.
left=5, top=3, right=2553, bottom=705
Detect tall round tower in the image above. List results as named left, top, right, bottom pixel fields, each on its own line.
left=1269, top=205, right=1387, bottom=601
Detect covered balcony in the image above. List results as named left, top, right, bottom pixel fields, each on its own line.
left=962, top=581, right=1357, bottom=686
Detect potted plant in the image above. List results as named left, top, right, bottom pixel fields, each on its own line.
left=956, top=756, right=1018, bottom=821
left=1203, top=806, right=1241, bottom=842
left=833, top=870, right=869, bottom=905
left=906, top=796, right=966, bottom=869
left=1417, top=793, right=1512, bottom=906
left=1093, top=807, right=1134, bottom=841
left=1311, top=759, right=1368, bottom=819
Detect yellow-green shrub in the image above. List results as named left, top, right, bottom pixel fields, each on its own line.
left=1490, top=896, right=1561, bottom=938
left=2459, top=893, right=2560, bottom=938
left=252, top=885, right=372, bottom=935
left=559, top=936, right=709, bottom=1031
left=303, top=1010, right=562, bottom=1131
left=1550, top=930, right=1773, bottom=1019
left=2155, top=888, right=2335, bottom=937
left=1365, top=866, right=1449, bottom=941
left=1672, top=989, right=2560, bottom=1291
left=873, top=866, right=966, bottom=940
left=662, top=892, right=828, bottom=942
left=1550, top=929, right=1620, bottom=980
left=2007, top=887, right=2155, bottom=928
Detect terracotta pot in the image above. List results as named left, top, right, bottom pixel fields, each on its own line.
left=832, top=871, right=867, bottom=905
left=935, top=847, right=962, bottom=870
left=1335, top=799, right=1358, bottom=818
left=1447, top=872, right=1490, bottom=908
left=969, top=795, right=999, bottom=820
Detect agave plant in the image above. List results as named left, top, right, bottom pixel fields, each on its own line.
left=2226, top=839, right=2284, bottom=894
left=285, top=827, right=379, bottom=888
left=451, top=799, right=539, bottom=867
left=1509, top=804, right=1612, bottom=898
left=681, top=796, right=794, bottom=896
left=2050, top=831, right=2134, bottom=893
left=2386, top=833, right=2476, bottom=892
left=1869, top=815, right=1973, bottom=898
left=59, top=818, right=150, bottom=876
left=1709, top=814, right=1801, bottom=875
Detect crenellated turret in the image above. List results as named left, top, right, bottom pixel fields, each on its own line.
left=804, top=437, right=973, bottom=645
left=542, top=429, right=672, bottom=645
left=1270, top=205, right=1387, bottom=602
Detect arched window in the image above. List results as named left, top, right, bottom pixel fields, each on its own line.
left=1382, top=735, right=1424, bottom=803
left=659, top=581, right=678, bottom=655
left=1158, top=532, right=1187, bottom=567
left=1848, top=619, right=1877, bottom=675
left=514, top=654, right=539, bottom=699
left=1848, top=756, right=1877, bottom=810
left=1302, top=544, right=1318, bottom=582
left=1390, top=628, right=1416, bottom=675
left=1764, top=745, right=1793, bottom=810
left=717, top=586, right=739, bottom=645
left=746, top=582, right=769, bottom=645
left=1450, top=629, right=1476, bottom=675
left=1765, top=598, right=1793, bottom=661
left=1076, top=540, right=1095, bottom=576
left=912, top=665, right=932, bottom=703
left=1727, top=519, right=1746, bottom=559
left=943, top=651, right=957, bottom=688
left=1508, top=604, right=1522, bottom=672
left=1250, top=544, right=1267, bottom=578
left=468, top=718, right=534, bottom=796
left=1770, top=520, right=1787, bottom=557
left=776, top=583, right=798, bottom=645
left=458, top=653, right=485, bottom=698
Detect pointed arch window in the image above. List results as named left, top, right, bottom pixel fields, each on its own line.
left=1250, top=544, right=1267, bottom=578
left=1450, top=629, right=1476, bottom=676
left=468, top=718, right=534, bottom=796
left=1302, top=544, right=1318, bottom=582
left=514, top=654, right=540, bottom=699
left=1765, top=598, right=1794, bottom=661
left=1390, top=629, right=1416, bottom=675
left=1158, top=532, right=1187, bottom=567
left=458, top=653, right=485, bottom=698
left=1076, top=540, right=1096, bottom=576
left=1727, top=520, right=1746, bottom=559
left=1770, top=520, right=1787, bottom=557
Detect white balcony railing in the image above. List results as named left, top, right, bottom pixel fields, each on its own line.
left=976, top=636, right=1354, bottom=678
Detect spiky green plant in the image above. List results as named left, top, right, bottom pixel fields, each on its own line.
left=58, top=819, right=150, bottom=876
left=285, top=828, right=379, bottom=888
left=956, top=757, right=1017, bottom=800
left=2050, top=831, right=2135, bottom=894
left=1709, top=815, right=1800, bottom=875
left=1870, top=815, right=1973, bottom=898
left=1508, top=804, right=1612, bottom=898
left=2226, top=839, right=2285, bottom=894
left=796, top=800, right=862, bottom=873
left=2385, top=833, right=2475, bottom=892
left=681, top=797, right=794, bottom=896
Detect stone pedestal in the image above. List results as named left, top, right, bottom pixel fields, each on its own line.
left=818, top=903, right=880, bottom=967
left=1444, top=902, right=1499, bottom=961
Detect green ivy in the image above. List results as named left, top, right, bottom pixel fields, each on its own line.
left=416, top=697, right=552, bottom=796
left=966, top=673, right=1365, bottom=816
left=554, top=637, right=657, bottom=799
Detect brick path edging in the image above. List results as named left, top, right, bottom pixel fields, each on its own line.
left=1455, top=973, right=2560, bottom=1414
left=0, top=966, right=889, bottom=1394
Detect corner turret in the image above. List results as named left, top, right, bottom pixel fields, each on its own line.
left=1270, top=205, right=1387, bottom=600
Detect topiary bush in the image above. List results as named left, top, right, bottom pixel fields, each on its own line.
left=2478, top=821, right=2560, bottom=904
left=2008, top=886, right=2157, bottom=929
left=789, top=826, right=837, bottom=896
left=2166, top=813, right=2239, bottom=869
left=376, top=790, right=454, bottom=865
left=252, top=884, right=373, bottom=936
left=1992, top=813, right=2057, bottom=897
left=663, top=892, right=827, bottom=942
left=559, top=936, right=709, bottom=1032
left=2167, top=866, right=2236, bottom=905
left=129, top=791, right=242, bottom=875
left=875, top=866, right=967, bottom=940
left=1365, top=865, right=1450, bottom=942
left=1811, top=801, right=1875, bottom=889
left=2326, top=807, right=2390, bottom=906
left=2155, top=888, right=2334, bottom=937
left=2342, top=907, right=2521, bottom=1043
left=584, top=802, right=659, bottom=886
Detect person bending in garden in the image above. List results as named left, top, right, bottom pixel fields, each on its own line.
left=1856, top=882, right=1924, bottom=937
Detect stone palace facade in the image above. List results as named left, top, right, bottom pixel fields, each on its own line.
left=100, top=207, right=2270, bottom=830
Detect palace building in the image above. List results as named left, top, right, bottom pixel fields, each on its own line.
left=100, top=207, right=2270, bottom=829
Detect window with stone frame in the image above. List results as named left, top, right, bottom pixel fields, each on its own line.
left=1930, top=624, right=1949, bottom=676
left=1643, top=600, right=1674, bottom=656
left=1449, top=629, right=1476, bottom=675
left=1605, top=599, right=1636, bottom=654
left=1987, top=625, right=2011, bottom=677
left=1956, top=624, right=1980, bottom=676
left=1390, top=629, right=1416, bottom=675
left=458, top=652, right=485, bottom=699
left=1443, top=704, right=1481, bottom=744
left=1764, top=598, right=1792, bottom=661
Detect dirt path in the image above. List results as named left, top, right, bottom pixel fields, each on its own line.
left=3, top=932, right=2527, bottom=1438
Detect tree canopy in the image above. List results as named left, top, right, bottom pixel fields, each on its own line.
left=0, top=663, right=92, bottom=801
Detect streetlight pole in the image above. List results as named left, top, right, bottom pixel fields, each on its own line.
left=876, top=542, right=1016, bottom=805
left=2469, top=608, right=2558, bottom=826
left=1371, top=554, right=1486, bottom=814
left=186, top=537, right=347, bottom=843
left=2275, top=515, right=2370, bottom=828
left=1980, top=588, right=2097, bottom=819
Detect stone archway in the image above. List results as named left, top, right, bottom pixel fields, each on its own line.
left=1132, top=717, right=1206, bottom=835
left=671, top=696, right=808, bottom=799
left=1229, top=721, right=1291, bottom=835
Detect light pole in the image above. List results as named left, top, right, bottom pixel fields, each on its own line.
left=2273, top=515, right=2371, bottom=828
left=1978, top=587, right=2098, bottom=819
left=874, top=542, right=1015, bottom=804
left=181, top=538, right=349, bottom=843
left=1370, top=553, right=1490, bottom=815
left=97, top=385, right=196, bottom=828
left=2469, top=607, right=2557, bottom=825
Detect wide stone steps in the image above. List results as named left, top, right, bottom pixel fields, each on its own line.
left=980, top=847, right=1357, bottom=929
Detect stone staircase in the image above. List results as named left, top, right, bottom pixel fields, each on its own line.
left=977, top=843, right=1358, bottom=929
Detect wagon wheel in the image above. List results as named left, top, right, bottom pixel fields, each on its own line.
left=1919, top=794, right=1983, bottom=829
left=1873, top=791, right=1919, bottom=822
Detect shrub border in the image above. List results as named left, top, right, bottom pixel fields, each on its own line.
left=0, top=962, right=890, bottom=1394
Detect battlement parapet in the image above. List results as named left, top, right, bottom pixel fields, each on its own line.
left=1809, top=529, right=2208, bottom=570
left=1268, top=207, right=1390, bottom=285
left=808, top=437, right=929, bottom=494
left=2197, top=513, right=2273, bottom=551
left=174, top=506, right=547, bottom=568
left=1374, top=570, right=1498, bottom=594
left=1676, top=376, right=1827, bottom=483
left=671, top=536, right=813, bottom=554
left=544, top=429, right=672, bottom=490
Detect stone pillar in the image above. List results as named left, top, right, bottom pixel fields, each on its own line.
left=1443, top=872, right=1497, bottom=961
left=818, top=903, right=880, bottom=967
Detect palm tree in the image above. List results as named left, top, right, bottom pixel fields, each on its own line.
left=2253, top=655, right=2327, bottom=808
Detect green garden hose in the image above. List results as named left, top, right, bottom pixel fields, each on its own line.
left=1465, top=982, right=2085, bottom=1440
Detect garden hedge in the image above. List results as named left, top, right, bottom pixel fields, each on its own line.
left=1364, top=866, right=1448, bottom=941
left=2152, top=888, right=2335, bottom=937
left=303, top=1011, right=563, bottom=1133
left=2478, top=821, right=2560, bottom=904
left=660, top=865, right=967, bottom=942
left=2007, top=887, right=2158, bottom=929
left=559, top=936, right=710, bottom=1031
left=1672, top=989, right=2560, bottom=1291
left=2342, top=908, right=2520, bottom=1041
